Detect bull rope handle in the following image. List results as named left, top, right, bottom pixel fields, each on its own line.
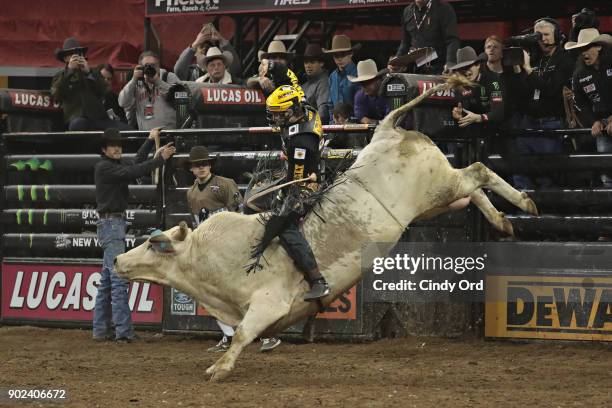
left=245, top=173, right=317, bottom=212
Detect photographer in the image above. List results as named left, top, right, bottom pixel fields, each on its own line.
left=567, top=29, right=612, bottom=186
left=118, top=51, right=179, bottom=131
left=174, top=23, right=241, bottom=81
left=51, top=37, right=130, bottom=131
left=511, top=18, right=575, bottom=188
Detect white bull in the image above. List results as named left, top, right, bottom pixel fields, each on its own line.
left=115, top=75, right=537, bottom=381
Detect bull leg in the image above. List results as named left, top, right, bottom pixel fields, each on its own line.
left=457, top=162, right=538, bottom=216
left=206, top=294, right=290, bottom=382
left=469, top=188, right=514, bottom=236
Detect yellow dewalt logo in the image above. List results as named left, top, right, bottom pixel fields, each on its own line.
left=486, top=276, right=612, bottom=341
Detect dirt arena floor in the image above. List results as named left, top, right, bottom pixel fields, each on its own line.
left=0, top=326, right=610, bottom=408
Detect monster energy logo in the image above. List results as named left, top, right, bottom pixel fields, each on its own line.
left=9, top=157, right=52, bottom=171
left=16, top=185, right=51, bottom=201
left=16, top=209, right=49, bottom=225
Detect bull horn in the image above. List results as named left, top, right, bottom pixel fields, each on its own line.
left=172, top=221, right=190, bottom=242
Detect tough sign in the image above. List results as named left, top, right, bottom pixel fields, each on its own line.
left=485, top=275, right=612, bottom=341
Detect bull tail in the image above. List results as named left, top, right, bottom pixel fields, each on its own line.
left=377, top=73, right=475, bottom=132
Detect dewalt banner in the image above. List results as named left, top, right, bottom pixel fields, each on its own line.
left=486, top=275, right=612, bottom=341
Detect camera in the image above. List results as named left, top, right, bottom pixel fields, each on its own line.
left=143, top=63, right=157, bottom=77
left=507, top=31, right=542, bottom=46
left=502, top=47, right=525, bottom=67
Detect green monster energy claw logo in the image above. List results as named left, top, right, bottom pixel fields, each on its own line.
left=17, top=185, right=24, bottom=201
left=9, top=158, right=52, bottom=171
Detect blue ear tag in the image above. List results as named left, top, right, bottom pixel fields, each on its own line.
left=150, top=229, right=163, bottom=238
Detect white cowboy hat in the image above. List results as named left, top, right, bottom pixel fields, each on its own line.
left=347, top=59, right=387, bottom=83
left=203, top=47, right=233, bottom=67
left=565, top=28, right=612, bottom=50
left=323, top=34, right=362, bottom=54
left=260, top=40, right=294, bottom=60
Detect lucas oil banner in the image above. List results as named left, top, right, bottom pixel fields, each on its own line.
left=1, top=263, right=163, bottom=324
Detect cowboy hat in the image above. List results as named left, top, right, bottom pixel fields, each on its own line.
left=54, top=37, right=88, bottom=62
left=100, top=128, right=122, bottom=149
left=188, top=146, right=216, bottom=165
left=323, top=34, right=362, bottom=54
left=260, top=40, right=295, bottom=60
left=388, top=47, right=435, bottom=67
left=302, top=43, right=325, bottom=61
left=348, top=59, right=387, bottom=83
left=448, top=47, right=484, bottom=71
left=565, top=28, right=612, bottom=50
left=203, top=47, right=234, bottom=67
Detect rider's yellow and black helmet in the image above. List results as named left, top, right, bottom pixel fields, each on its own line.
left=266, top=85, right=302, bottom=127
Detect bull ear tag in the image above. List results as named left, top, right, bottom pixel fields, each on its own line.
left=149, top=229, right=174, bottom=253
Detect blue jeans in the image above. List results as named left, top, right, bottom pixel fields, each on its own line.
left=596, top=135, right=612, bottom=187
left=93, top=217, right=133, bottom=339
left=513, top=116, right=564, bottom=189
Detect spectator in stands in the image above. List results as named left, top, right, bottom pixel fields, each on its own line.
left=348, top=59, right=388, bottom=125
left=332, top=103, right=354, bottom=125
left=567, top=29, right=612, bottom=187
left=328, top=103, right=368, bottom=148
left=512, top=18, right=575, bottom=189
left=93, top=127, right=175, bottom=342
left=96, top=63, right=127, bottom=124
left=248, top=41, right=295, bottom=94
left=174, top=23, right=241, bottom=81
left=195, top=47, right=244, bottom=85
left=569, top=8, right=599, bottom=43
left=395, top=0, right=460, bottom=74
left=51, top=37, right=130, bottom=131
left=324, top=34, right=361, bottom=123
left=118, top=51, right=179, bottom=131
left=449, top=47, right=505, bottom=131
left=301, top=44, right=330, bottom=124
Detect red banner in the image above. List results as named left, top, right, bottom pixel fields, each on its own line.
left=1, top=263, right=163, bottom=324
left=8, top=90, right=62, bottom=112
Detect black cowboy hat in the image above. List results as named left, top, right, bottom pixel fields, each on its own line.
left=302, top=43, right=325, bottom=61
left=100, top=128, right=122, bottom=149
left=186, top=146, right=217, bottom=167
left=54, top=37, right=88, bottom=62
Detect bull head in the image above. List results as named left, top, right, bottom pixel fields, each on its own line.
left=115, top=221, right=192, bottom=284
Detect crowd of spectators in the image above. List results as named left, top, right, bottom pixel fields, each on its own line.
left=47, top=2, right=612, bottom=188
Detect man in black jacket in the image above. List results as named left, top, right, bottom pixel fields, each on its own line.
left=567, top=28, right=612, bottom=186
left=92, top=127, right=175, bottom=342
left=396, top=0, right=460, bottom=74
left=513, top=18, right=576, bottom=189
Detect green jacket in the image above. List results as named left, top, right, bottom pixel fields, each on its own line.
left=51, top=67, right=108, bottom=123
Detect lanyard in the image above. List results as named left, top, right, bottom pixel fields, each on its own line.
left=414, top=0, right=432, bottom=30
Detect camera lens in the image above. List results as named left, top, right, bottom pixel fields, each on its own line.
left=143, top=64, right=157, bottom=77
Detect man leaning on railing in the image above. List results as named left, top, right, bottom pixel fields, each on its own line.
left=567, top=29, right=612, bottom=188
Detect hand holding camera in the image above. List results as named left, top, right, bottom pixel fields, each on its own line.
left=68, top=54, right=89, bottom=72
left=192, top=23, right=213, bottom=50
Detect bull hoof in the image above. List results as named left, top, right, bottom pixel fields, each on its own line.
left=209, top=367, right=232, bottom=382
left=501, top=215, right=514, bottom=237
left=523, top=198, right=539, bottom=216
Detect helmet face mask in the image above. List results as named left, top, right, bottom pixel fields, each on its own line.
left=266, top=85, right=303, bottom=127
left=267, top=106, right=296, bottom=127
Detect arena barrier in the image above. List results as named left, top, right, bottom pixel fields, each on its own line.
left=2, top=77, right=611, bottom=341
